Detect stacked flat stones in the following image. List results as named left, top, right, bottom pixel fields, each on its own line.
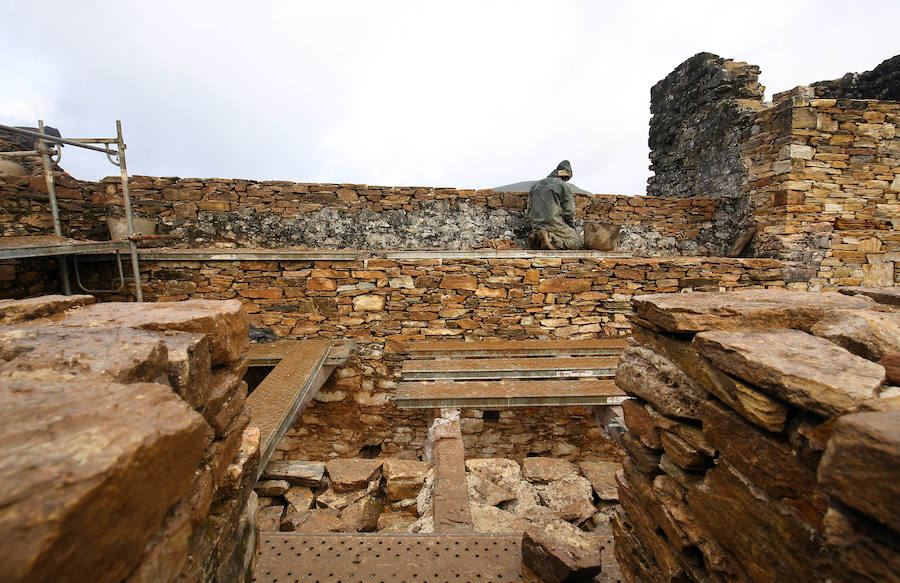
left=0, top=295, right=256, bottom=583
left=613, top=288, right=900, bottom=583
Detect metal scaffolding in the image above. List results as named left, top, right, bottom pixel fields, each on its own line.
left=0, top=121, right=144, bottom=301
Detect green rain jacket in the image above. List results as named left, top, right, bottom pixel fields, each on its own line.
left=527, top=160, right=577, bottom=237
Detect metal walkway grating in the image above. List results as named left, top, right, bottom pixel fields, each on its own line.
left=254, top=532, right=522, bottom=583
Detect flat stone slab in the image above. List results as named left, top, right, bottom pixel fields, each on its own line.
left=839, top=286, right=900, bottom=307
left=0, top=293, right=94, bottom=325
left=523, top=457, right=580, bottom=484
left=811, top=309, right=900, bottom=361
left=0, top=379, right=207, bottom=583
left=578, top=461, right=622, bottom=501
left=819, top=410, right=900, bottom=533
left=57, top=299, right=249, bottom=365
left=382, top=458, right=432, bottom=502
left=633, top=289, right=874, bottom=333
left=522, top=519, right=603, bottom=583
left=695, top=328, right=886, bottom=417
left=325, top=458, right=383, bottom=493
left=261, top=460, right=325, bottom=488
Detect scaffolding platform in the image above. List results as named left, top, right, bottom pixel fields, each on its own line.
left=395, top=379, right=626, bottom=409
left=0, top=235, right=130, bottom=260
left=401, top=356, right=619, bottom=381
left=407, top=338, right=628, bottom=360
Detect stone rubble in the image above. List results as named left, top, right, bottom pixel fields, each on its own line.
left=0, top=294, right=259, bottom=583
left=614, top=289, right=900, bottom=582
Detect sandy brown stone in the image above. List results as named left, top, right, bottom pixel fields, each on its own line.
left=376, top=512, right=418, bottom=533
left=610, top=509, right=664, bottom=583
left=325, top=458, right=383, bottom=492
left=634, top=325, right=788, bottom=431
left=262, top=460, right=325, bottom=487
left=616, top=344, right=709, bottom=420
left=659, top=430, right=709, bottom=471
left=466, top=458, right=522, bottom=506
left=522, top=457, right=579, bottom=483
left=256, top=506, right=284, bottom=531
left=577, top=461, right=622, bottom=501
left=534, top=476, right=595, bottom=519
left=470, top=504, right=529, bottom=533
left=207, top=409, right=250, bottom=488
left=522, top=519, right=602, bottom=583
left=290, top=509, right=343, bottom=533
left=632, top=289, right=874, bottom=333
left=284, top=486, right=314, bottom=512
left=695, top=328, right=886, bottom=417
left=316, top=486, right=369, bottom=511
left=621, top=398, right=662, bottom=448
left=0, top=293, right=95, bottom=325
left=818, top=410, right=900, bottom=533
left=880, top=353, right=900, bottom=385
left=822, top=505, right=900, bottom=583
left=0, top=325, right=169, bottom=385
left=811, top=309, right=900, bottom=361
left=340, top=494, right=384, bottom=532
left=839, top=286, right=900, bottom=307
left=255, top=480, right=290, bottom=497
left=658, top=454, right=702, bottom=490
left=0, top=379, right=207, bottom=583
left=619, top=431, right=661, bottom=475
left=159, top=331, right=212, bottom=409
left=202, top=363, right=248, bottom=437
left=214, top=426, right=260, bottom=504
left=644, top=406, right=714, bottom=457
left=58, top=299, right=249, bottom=365
left=382, top=458, right=431, bottom=502
left=686, top=462, right=828, bottom=583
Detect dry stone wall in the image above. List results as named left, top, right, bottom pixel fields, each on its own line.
left=612, top=288, right=900, bottom=583
left=0, top=295, right=259, bottom=583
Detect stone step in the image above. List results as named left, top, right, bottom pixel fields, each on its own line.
left=253, top=532, right=522, bottom=583
left=401, top=356, right=619, bottom=381
left=407, top=338, right=628, bottom=359
left=395, top=379, right=627, bottom=409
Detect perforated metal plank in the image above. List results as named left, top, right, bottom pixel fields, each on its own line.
left=407, top=339, right=628, bottom=359
left=248, top=340, right=353, bottom=367
left=395, top=379, right=627, bottom=409
left=401, top=356, right=618, bottom=380
left=0, top=235, right=130, bottom=259
left=253, top=533, right=522, bottom=583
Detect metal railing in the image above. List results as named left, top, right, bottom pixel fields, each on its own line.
left=0, top=121, right=144, bottom=301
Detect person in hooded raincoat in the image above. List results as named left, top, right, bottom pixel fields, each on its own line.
left=527, top=160, right=582, bottom=249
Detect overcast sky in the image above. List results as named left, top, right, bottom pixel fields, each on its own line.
left=2, top=1, right=897, bottom=194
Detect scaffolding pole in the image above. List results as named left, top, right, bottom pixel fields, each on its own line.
left=37, top=120, right=71, bottom=295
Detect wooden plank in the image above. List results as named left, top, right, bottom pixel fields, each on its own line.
left=395, top=379, right=627, bottom=409
left=407, top=338, right=628, bottom=359
left=401, top=356, right=619, bottom=380
left=246, top=339, right=332, bottom=474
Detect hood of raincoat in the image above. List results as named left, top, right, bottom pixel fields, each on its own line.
left=548, top=160, right=572, bottom=179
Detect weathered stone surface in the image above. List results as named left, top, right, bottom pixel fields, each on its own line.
left=340, top=494, right=384, bottom=532
left=822, top=505, right=900, bottom=583
left=500, top=480, right=543, bottom=516
left=286, top=509, right=343, bottom=533
left=621, top=398, right=662, bottom=448
left=470, top=504, right=529, bottom=533
left=325, top=458, right=383, bottom=492
left=0, top=325, right=169, bottom=385
left=0, top=293, right=94, bottom=325
left=159, top=331, right=212, bottom=409
left=818, top=410, right=900, bottom=533
left=645, top=406, right=714, bottom=457
left=522, top=519, right=602, bottom=583
left=695, top=328, right=886, bottom=416
left=577, top=461, right=622, bottom=501
left=202, top=364, right=248, bottom=437
left=633, top=289, right=874, bottom=333
left=535, top=476, right=594, bottom=518
left=284, top=486, right=314, bottom=512
left=811, top=309, right=900, bottom=361
left=255, top=480, right=290, bottom=497
left=376, top=512, right=417, bottom=533
left=610, top=509, right=664, bottom=583
left=703, top=400, right=822, bottom=523
left=261, top=460, right=325, bottom=487
left=634, top=325, right=789, bottom=431
left=686, top=462, right=828, bottom=583
left=256, top=505, right=283, bottom=532
left=0, top=379, right=207, bottom=583
left=522, top=457, right=579, bottom=483
left=382, top=458, right=431, bottom=502
left=58, top=299, right=249, bottom=365
left=616, top=344, right=709, bottom=419
left=881, top=353, right=900, bottom=385
left=659, top=430, right=709, bottom=471
left=659, top=454, right=702, bottom=490
left=214, top=426, right=260, bottom=504
left=466, top=458, right=522, bottom=506
left=839, top=286, right=900, bottom=307
left=620, top=431, right=661, bottom=475
left=316, top=486, right=369, bottom=511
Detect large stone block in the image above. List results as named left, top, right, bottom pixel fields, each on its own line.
left=0, top=325, right=169, bottom=385
left=0, top=293, right=94, bottom=325
left=522, top=519, right=602, bottom=583
left=615, top=344, right=709, bottom=420
left=325, top=458, right=383, bottom=493
left=0, top=379, right=208, bottom=583
left=811, top=308, right=900, bottom=361
left=695, top=328, right=886, bottom=416
left=261, top=460, right=326, bottom=487
left=382, top=458, right=431, bottom=502
left=522, top=457, right=579, bottom=484
left=159, top=331, right=212, bottom=409
left=632, top=289, right=873, bottom=333
left=818, top=410, right=900, bottom=533
left=466, top=458, right=522, bottom=506
left=577, top=461, right=622, bottom=501
left=58, top=299, right=249, bottom=365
